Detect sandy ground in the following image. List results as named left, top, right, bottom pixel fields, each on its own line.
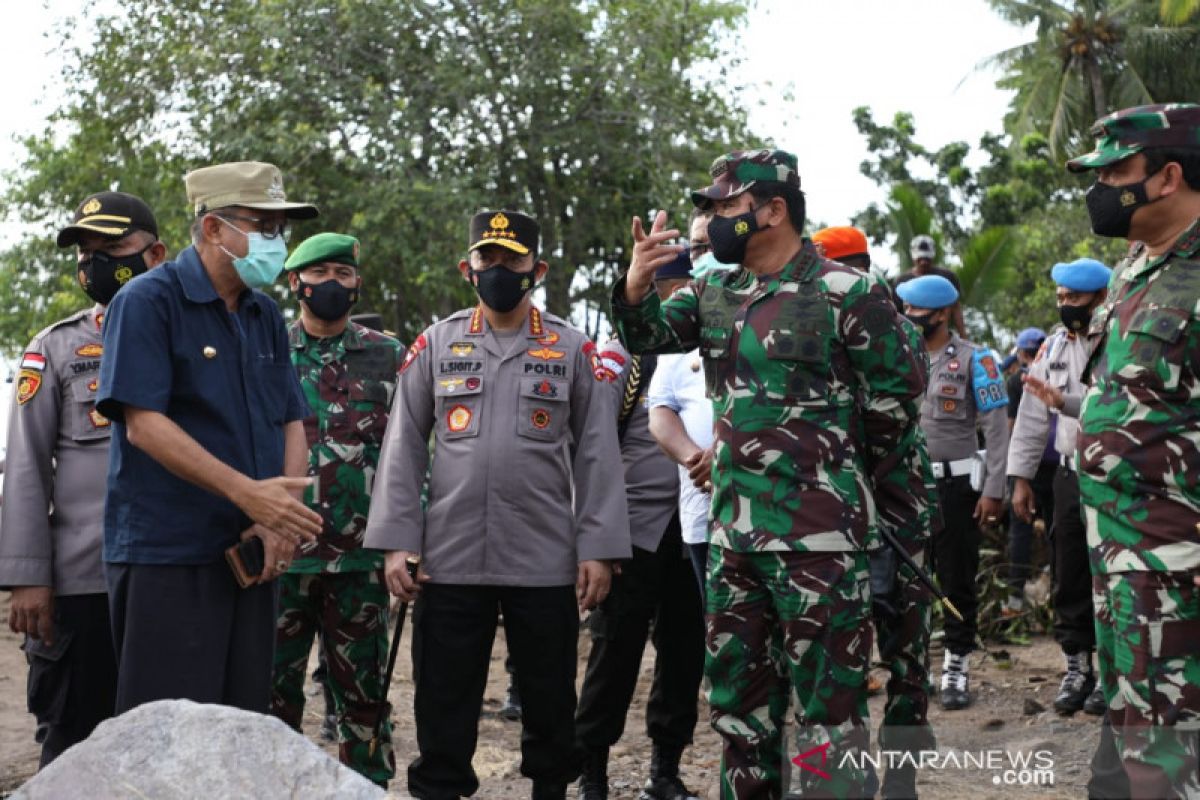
left=0, top=592, right=1104, bottom=799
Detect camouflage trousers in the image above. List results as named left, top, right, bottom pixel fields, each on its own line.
left=705, top=546, right=872, bottom=800
left=1092, top=569, right=1200, bottom=799
left=870, top=547, right=935, bottom=753
left=270, top=569, right=394, bottom=786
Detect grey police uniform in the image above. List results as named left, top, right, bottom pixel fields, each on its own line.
left=919, top=331, right=1009, bottom=655
left=364, top=304, right=630, bottom=798
left=574, top=339, right=704, bottom=770
left=0, top=305, right=117, bottom=766
left=1006, top=328, right=1094, bottom=654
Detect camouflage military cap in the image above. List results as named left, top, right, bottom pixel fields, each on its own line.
left=1067, top=103, right=1200, bottom=173
left=690, top=149, right=801, bottom=207
left=285, top=232, right=360, bottom=272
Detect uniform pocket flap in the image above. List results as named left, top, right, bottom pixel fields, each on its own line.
left=70, top=377, right=100, bottom=403
left=766, top=330, right=826, bottom=363
left=1131, top=307, right=1188, bottom=344
left=519, top=378, right=568, bottom=403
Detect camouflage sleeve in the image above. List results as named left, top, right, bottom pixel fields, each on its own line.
left=1007, top=357, right=1052, bottom=480
left=841, top=277, right=931, bottom=546
left=609, top=275, right=699, bottom=355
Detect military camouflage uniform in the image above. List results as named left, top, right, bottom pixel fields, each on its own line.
left=870, top=320, right=939, bottom=761
left=1078, top=225, right=1200, bottom=798
left=270, top=320, right=402, bottom=786
left=612, top=228, right=928, bottom=799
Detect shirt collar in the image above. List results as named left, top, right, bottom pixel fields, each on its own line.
left=176, top=245, right=263, bottom=311
left=289, top=319, right=365, bottom=351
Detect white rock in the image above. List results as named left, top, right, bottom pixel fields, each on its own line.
left=14, top=699, right=384, bottom=800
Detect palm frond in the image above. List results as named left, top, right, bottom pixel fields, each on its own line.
left=957, top=227, right=1019, bottom=307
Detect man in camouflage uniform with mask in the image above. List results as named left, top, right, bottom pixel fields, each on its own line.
left=1069, top=103, right=1200, bottom=798
left=269, top=232, right=403, bottom=787
left=611, top=150, right=929, bottom=799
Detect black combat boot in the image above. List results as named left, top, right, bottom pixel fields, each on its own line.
left=1083, top=683, right=1107, bottom=716
left=532, top=782, right=567, bottom=800
left=1053, top=651, right=1096, bottom=714
left=639, top=743, right=698, bottom=800
left=577, top=747, right=608, bottom=800
left=939, top=651, right=970, bottom=710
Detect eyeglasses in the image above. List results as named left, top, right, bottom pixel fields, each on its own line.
left=216, top=213, right=291, bottom=241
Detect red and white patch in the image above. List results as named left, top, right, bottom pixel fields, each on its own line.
left=400, top=333, right=428, bottom=375
left=20, top=353, right=46, bottom=372
left=531, top=408, right=551, bottom=429
left=598, top=348, right=627, bottom=378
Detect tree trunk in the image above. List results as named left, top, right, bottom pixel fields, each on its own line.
left=1087, top=56, right=1107, bottom=119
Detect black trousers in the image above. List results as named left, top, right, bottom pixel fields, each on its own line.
left=106, top=561, right=278, bottom=714
left=932, top=475, right=981, bottom=655
left=24, top=592, right=117, bottom=767
left=575, top=516, right=705, bottom=753
left=1049, top=466, right=1096, bottom=654
left=409, top=583, right=581, bottom=799
left=1006, top=460, right=1056, bottom=591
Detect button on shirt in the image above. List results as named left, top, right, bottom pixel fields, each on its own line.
left=647, top=349, right=712, bottom=546
left=97, top=246, right=309, bottom=565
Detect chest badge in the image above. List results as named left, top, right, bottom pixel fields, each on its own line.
left=948, top=360, right=960, bottom=371
left=439, top=378, right=465, bottom=392
left=203, top=346, right=218, bottom=359
left=447, top=405, right=472, bottom=432
left=533, top=379, right=558, bottom=398
left=89, top=408, right=111, bottom=429
left=449, top=342, right=475, bottom=357
left=531, top=408, right=551, bottom=429
left=528, top=346, right=565, bottom=361
left=75, top=343, right=103, bottom=358
left=942, top=399, right=958, bottom=413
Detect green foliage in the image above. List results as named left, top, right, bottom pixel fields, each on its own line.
left=0, top=0, right=754, bottom=349
left=983, top=0, right=1200, bottom=159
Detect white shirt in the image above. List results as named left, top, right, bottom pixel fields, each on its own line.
left=646, top=349, right=713, bottom=545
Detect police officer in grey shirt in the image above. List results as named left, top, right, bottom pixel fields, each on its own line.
left=896, top=274, right=1009, bottom=712
left=364, top=210, right=630, bottom=800
left=0, top=192, right=166, bottom=766
left=1008, top=258, right=1113, bottom=717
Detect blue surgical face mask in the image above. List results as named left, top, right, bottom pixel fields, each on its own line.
left=690, top=251, right=737, bottom=279
left=219, top=218, right=288, bottom=289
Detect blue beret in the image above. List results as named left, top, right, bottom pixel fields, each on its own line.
left=654, top=246, right=692, bottom=281
left=1016, top=327, right=1047, bottom=350
left=895, top=274, right=958, bottom=309
left=1050, top=258, right=1111, bottom=292
left=1000, top=354, right=1018, bottom=372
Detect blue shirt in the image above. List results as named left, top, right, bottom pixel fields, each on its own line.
left=97, top=246, right=309, bottom=564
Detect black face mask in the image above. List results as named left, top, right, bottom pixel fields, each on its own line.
left=1059, top=303, right=1093, bottom=333
left=1085, top=173, right=1161, bottom=238
left=472, top=264, right=536, bottom=312
left=904, top=312, right=939, bottom=339
left=79, top=245, right=151, bottom=305
left=297, top=278, right=358, bottom=322
left=707, top=203, right=765, bottom=265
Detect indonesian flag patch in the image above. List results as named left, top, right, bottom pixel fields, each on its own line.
left=20, top=353, right=47, bottom=372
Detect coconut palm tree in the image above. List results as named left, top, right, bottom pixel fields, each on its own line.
left=982, top=0, right=1198, bottom=158
left=1161, top=0, right=1200, bottom=23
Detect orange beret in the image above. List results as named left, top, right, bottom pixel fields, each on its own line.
left=812, top=226, right=869, bottom=260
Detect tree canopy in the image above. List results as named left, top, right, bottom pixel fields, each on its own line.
left=0, top=0, right=754, bottom=349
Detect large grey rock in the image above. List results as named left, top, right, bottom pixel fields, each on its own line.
left=14, top=699, right=385, bottom=799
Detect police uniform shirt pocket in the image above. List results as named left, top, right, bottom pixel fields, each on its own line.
left=66, top=376, right=112, bottom=442
left=435, top=374, right=483, bottom=440
left=930, top=377, right=968, bottom=420
left=517, top=378, right=568, bottom=442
